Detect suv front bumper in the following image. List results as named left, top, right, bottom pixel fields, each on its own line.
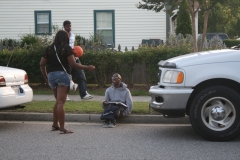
left=149, top=85, right=193, bottom=117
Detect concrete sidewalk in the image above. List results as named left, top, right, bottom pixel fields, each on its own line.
left=0, top=95, right=190, bottom=124
left=32, top=95, right=151, bottom=102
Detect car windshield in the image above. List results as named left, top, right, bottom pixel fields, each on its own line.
left=219, top=35, right=228, bottom=39
left=206, top=34, right=228, bottom=40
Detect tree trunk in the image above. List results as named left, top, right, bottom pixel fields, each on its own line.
left=200, top=9, right=211, bottom=51
left=187, top=0, right=198, bottom=52
left=191, top=14, right=198, bottom=52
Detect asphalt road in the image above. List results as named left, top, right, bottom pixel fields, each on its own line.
left=1, top=121, right=240, bottom=160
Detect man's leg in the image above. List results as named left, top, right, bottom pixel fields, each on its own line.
left=72, top=58, right=93, bottom=99
left=118, top=111, right=124, bottom=118
left=102, top=119, right=109, bottom=128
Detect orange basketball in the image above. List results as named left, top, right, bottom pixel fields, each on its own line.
left=73, top=46, right=84, bottom=57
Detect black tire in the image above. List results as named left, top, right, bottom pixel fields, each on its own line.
left=189, top=86, right=240, bottom=141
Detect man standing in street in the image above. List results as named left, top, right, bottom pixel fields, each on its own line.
left=63, top=20, right=93, bottom=100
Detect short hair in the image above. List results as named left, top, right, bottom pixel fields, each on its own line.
left=52, top=30, right=69, bottom=46
left=63, top=20, right=71, bottom=27
left=113, top=73, right=122, bottom=80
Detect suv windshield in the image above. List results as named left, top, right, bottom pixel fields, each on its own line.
left=200, top=33, right=229, bottom=41
left=206, top=34, right=228, bottom=40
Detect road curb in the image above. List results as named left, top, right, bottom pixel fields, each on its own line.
left=0, top=112, right=190, bottom=124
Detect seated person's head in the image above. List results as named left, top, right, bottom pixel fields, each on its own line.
left=112, top=73, right=122, bottom=87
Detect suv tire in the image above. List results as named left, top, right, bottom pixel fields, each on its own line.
left=189, top=86, right=240, bottom=141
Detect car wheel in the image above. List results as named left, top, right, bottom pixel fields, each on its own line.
left=189, top=86, right=240, bottom=141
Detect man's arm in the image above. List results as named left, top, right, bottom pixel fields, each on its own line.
left=123, top=89, right=133, bottom=116
left=102, top=88, right=110, bottom=108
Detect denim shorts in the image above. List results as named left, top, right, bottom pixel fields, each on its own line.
left=48, top=71, right=70, bottom=89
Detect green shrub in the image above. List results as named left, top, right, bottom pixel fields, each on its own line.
left=224, top=39, right=240, bottom=48
left=0, top=33, right=198, bottom=86
left=138, top=44, right=191, bottom=84
left=0, top=44, right=192, bottom=86
left=75, top=35, right=86, bottom=45
left=75, top=32, right=103, bottom=46
left=1, top=38, right=17, bottom=47
left=81, top=49, right=119, bottom=87
left=0, top=47, right=45, bottom=83
left=20, top=33, right=41, bottom=48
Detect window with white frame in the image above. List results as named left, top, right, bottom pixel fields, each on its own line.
left=94, top=10, right=115, bottom=46
left=34, top=10, right=51, bottom=35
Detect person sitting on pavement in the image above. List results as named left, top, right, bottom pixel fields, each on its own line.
left=101, top=73, right=133, bottom=128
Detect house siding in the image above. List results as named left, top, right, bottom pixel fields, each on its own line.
left=0, top=0, right=166, bottom=50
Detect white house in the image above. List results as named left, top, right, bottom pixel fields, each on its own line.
left=0, top=0, right=166, bottom=50
left=170, top=10, right=178, bottom=35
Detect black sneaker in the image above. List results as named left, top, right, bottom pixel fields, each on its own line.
left=108, top=120, right=116, bottom=128
left=103, top=120, right=109, bottom=128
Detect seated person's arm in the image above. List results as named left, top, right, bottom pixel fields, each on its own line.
left=102, top=89, right=110, bottom=109
left=122, top=90, right=133, bottom=116
left=103, top=100, right=108, bottom=106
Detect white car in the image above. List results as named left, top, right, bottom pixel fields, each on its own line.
left=0, top=66, right=33, bottom=109
left=149, top=48, right=240, bottom=141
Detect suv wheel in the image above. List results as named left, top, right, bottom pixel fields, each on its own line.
left=189, top=86, right=240, bottom=141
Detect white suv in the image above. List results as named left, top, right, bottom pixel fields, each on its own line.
left=149, top=48, right=240, bottom=141
left=0, top=66, right=33, bottom=109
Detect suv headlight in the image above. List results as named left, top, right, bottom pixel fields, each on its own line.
left=162, top=71, right=184, bottom=84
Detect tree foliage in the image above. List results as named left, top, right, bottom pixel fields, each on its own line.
left=136, top=0, right=179, bottom=14
left=198, top=0, right=230, bottom=51
left=198, top=2, right=240, bottom=39
left=137, top=0, right=200, bottom=52
left=175, top=0, right=192, bottom=37
left=137, top=0, right=240, bottom=52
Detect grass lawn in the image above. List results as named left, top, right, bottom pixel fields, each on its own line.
left=0, top=101, right=160, bottom=115
left=0, top=84, right=160, bottom=115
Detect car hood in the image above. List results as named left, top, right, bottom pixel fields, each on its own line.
left=166, top=49, right=240, bottom=68
left=0, top=66, right=26, bottom=85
